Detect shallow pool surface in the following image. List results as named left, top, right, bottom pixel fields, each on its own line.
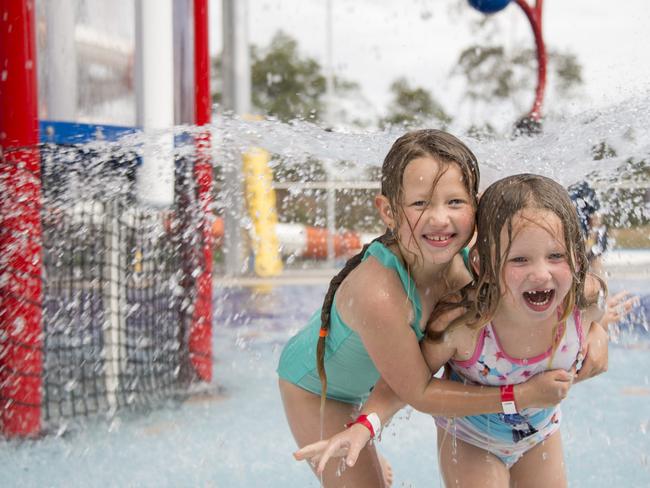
left=0, top=281, right=648, bottom=487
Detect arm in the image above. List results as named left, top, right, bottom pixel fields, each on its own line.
left=294, top=304, right=572, bottom=474
left=338, top=269, right=572, bottom=417
left=574, top=273, right=609, bottom=382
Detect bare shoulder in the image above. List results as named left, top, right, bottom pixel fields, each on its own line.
left=336, top=255, right=412, bottom=332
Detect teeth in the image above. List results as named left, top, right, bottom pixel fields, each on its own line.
left=425, top=235, right=450, bottom=241
left=524, top=289, right=553, bottom=305
left=532, top=296, right=550, bottom=305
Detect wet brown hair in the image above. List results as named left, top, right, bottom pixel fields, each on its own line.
left=315, top=129, right=480, bottom=411
left=429, top=173, right=600, bottom=348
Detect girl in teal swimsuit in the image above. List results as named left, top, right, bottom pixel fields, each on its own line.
left=278, top=130, right=609, bottom=487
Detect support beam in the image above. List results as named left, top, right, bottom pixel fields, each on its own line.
left=135, top=0, right=175, bottom=207
left=190, top=0, right=213, bottom=382
left=0, top=0, right=43, bottom=438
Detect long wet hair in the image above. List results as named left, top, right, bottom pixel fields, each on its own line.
left=316, top=129, right=480, bottom=410
left=429, top=174, right=601, bottom=351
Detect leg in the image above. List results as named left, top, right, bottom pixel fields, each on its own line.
left=377, top=452, right=394, bottom=487
left=509, top=430, right=567, bottom=488
left=437, top=427, right=509, bottom=488
left=279, top=379, right=388, bottom=488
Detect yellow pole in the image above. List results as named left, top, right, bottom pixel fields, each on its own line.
left=242, top=147, right=283, bottom=277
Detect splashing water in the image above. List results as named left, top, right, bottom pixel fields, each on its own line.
left=0, top=95, right=649, bottom=487
left=212, top=93, right=650, bottom=190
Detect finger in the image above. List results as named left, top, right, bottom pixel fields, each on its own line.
left=622, top=296, right=639, bottom=312
left=294, top=440, right=329, bottom=461
left=440, top=305, right=466, bottom=322
left=554, top=369, right=573, bottom=382
left=608, top=290, right=629, bottom=305
left=428, top=305, right=466, bottom=332
left=344, top=441, right=364, bottom=467
left=317, top=441, right=348, bottom=474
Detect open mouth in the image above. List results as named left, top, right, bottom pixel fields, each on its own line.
left=523, top=289, right=555, bottom=311
left=423, top=233, right=454, bottom=247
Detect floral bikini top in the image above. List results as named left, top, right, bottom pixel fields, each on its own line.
left=448, top=309, right=585, bottom=387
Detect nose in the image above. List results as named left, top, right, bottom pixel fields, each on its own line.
left=425, top=205, right=450, bottom=227
left=528, top=262, right=552, bottom=284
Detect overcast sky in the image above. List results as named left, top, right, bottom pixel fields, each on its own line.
left=209, top=0, right=650, bottom=125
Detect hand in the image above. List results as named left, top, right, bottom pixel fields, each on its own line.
left=515, top=369, right=574, bottom=409
left=293, top=424, right=372, bottom=475
left=602, top=290, right=638, bottom=330
left=575, top=322, right=608, bottom=382
left=426, top=293, right=466, bottom=335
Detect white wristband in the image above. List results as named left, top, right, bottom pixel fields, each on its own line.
left=366, top=412, right=381, bottom=438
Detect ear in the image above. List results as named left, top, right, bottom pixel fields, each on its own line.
left=469, top=247, right=480, bottom=275
left=375, top=194, right=396, bottom=230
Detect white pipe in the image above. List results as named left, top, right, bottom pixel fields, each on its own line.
left=45, top=1, right=77, bottom=121
left=135, top=0, right=175, bottom=207
left=221, top=0, right=251, bottom=114
left=221, top=0, right=250, bottom=275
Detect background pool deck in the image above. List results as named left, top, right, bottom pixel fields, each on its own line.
left=0, top=259, right=648, bottom=487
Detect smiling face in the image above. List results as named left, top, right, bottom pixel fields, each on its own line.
left=497, top=208, right=574, bottom=324
left=468, top=174, right=588, bottom=331
left=393, top=156, right=475, bottom=267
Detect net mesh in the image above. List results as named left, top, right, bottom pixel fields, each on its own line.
left=1, top=141, right=208, bottom=429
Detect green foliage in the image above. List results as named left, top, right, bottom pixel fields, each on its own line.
left=272, top=156, right=327, bottom=182
left=456, top=45, right=515, bottom=100
left=591, top=142, right=617, bottom=161
left=553, top=52, right=583, bottom=96
left=380, top=77, right=452, bottom=129
left=213, top=31, right=364, bottom=125
left=251, top=31, right=326, bottom=122
left=454, top=45, right=583, bottom=103
left=466, top=123, right=497, bottom=140
left=597, top=157, right=650, bottom=227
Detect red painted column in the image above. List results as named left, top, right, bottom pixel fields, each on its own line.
left=0, top=0, right=43, bottom=437
left=515, top=0, right=546, bottom=120
left=190, top=0, right=213, bottom=382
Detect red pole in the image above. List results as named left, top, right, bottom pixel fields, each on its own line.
left=190, top=0, right=213, bottom=382
left=0, top=0, right=43, bottom=437
left=515, top=0, right=546, bottom=121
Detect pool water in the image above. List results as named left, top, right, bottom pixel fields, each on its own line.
left=0, top=280, right=648, bottom=487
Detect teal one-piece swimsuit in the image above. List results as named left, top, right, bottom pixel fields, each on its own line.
left=277, top=241, right=426, bottom=405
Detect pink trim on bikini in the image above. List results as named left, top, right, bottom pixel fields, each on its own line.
left=452, top=308, right=580, bottom=369
left=489, top=321, right=567, bottom=366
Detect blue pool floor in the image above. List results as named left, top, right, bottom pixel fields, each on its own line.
left=0, top=282, right=648, bottom=487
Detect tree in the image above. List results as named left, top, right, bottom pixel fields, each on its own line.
left=210, top=31, right=326, bottom=121
left=454, top=45, right=583, bottom=103
left=212, top=31, right=367, bottom=126
left=250, top=31, right=326, bottom=122
left=451, top=10, right=585, bottom=127
left=380, top=77, right=452, bottom=129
